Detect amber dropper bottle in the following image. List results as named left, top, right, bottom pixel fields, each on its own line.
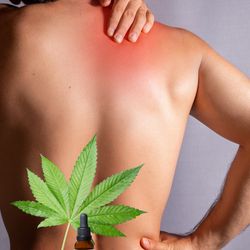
left=74, top=213, right=94, bottom=249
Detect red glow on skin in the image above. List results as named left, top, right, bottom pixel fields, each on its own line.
left=60, top=3, right=170, bottom=83
left=70, top=9, right=168, bottom=89
left=39, top=1, right=180, bottom=106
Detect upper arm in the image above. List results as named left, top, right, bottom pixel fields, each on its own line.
left=190, top=34, right=250, bottom=147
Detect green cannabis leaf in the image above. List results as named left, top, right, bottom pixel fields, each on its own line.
left=11, top=134, right=146, bottom=250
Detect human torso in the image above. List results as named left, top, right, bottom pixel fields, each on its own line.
left=0, top=1, right=200, bottom=249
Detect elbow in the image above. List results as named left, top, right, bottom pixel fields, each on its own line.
left=239, top=130, right=250, bottom=151
left=239, top=142, right=250, bottom=152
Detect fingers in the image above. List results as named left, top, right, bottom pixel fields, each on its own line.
left=142, top=9, right=154, bottom=33
left=140, top=237, right=168, bottom=250
left=128, top=5, right=147, bottom=42
left=113, top=1, right=142, bottom=43
left=99, top=0, right=112, bottom=7
left=107, top=0, right=130, bottom=38
left=106, top=0, right=154, bottom=43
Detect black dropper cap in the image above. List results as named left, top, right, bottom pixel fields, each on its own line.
left=77, top=213, right=92, bottom=241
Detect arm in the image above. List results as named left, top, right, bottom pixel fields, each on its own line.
left=189, top=31, right=250, bottom=249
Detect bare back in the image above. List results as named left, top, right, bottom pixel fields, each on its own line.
left=0, top=1, right=201, bottom=249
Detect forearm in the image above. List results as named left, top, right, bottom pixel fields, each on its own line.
left=192, top=144, right=250, bottom=249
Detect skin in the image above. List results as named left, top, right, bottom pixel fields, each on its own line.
left=99, top=0, right=154, bottom=43
left=9, top=0, right=155, bottom=44
left=0, top=1, right=249, bottom=250
left=141, top=231, right=195, bottom=250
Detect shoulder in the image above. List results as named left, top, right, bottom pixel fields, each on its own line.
left=0, top=3, right=46, bottom=43
left=1, top=3, right=57, bottom=62
left=0, top=3, right=55, bottom=83
left=11, top=4, right=52, bottom=37
left=154, top=21, right=206, bottom=56
left=152, top=21, right=207, bottom=71
left=0, top=4, right=20, bottom=25
left=0, top=4, right=21, bottom=54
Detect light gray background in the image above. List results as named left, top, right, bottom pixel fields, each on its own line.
left=0, top=0, right=249, bottom=249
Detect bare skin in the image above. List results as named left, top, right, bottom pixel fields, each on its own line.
left=0, top=1, right=249, bottom=250
left=9, top=0, right=155, bottom=43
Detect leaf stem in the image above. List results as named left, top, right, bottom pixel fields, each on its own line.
left=61, top=222, right=71, bottom=250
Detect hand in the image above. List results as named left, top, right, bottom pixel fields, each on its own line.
left=140, top=231, right=199, bottom=250
left=99, top=0, right=155, bottom=43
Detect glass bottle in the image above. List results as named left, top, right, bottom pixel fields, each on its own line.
left=74, top=213, right=94, bottom=249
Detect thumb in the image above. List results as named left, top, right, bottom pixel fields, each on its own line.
left=140, top=237, right=167, bottom=250
left=99, top=0, right=112, bottom=7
